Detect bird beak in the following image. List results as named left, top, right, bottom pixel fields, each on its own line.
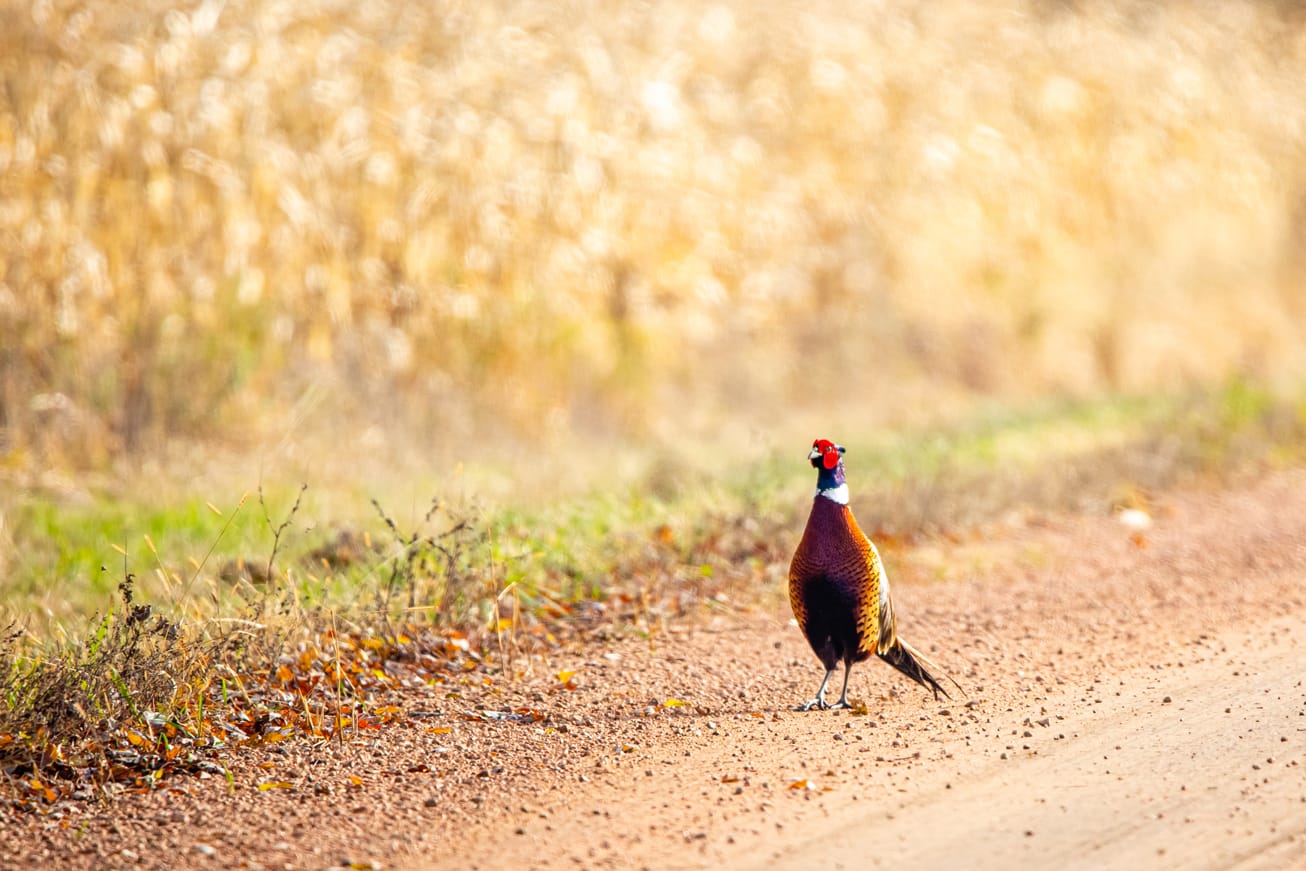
left=808, top=446, right=822, bottom=461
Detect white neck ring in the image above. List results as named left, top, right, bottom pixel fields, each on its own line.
left=817, top=483, right=849, bottom=505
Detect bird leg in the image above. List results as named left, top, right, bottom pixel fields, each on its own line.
left=829, top=663, right=854, bottom=710
left=796, top=667, right=837, bottom=711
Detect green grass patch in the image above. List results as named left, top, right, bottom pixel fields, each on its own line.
left=5, top=378, right=1306, bottom=645
left=2, top=486, right=319, bottom=627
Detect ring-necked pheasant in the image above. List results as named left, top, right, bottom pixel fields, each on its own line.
left=788, top=438, right=959, bottom=710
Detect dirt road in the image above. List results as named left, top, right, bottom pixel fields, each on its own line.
left=761, top=615, right=1305, bottom=871
left=5, top=470, right=1306, bottom=869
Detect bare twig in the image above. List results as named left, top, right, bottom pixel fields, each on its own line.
left=261, top=483, right=307, bottom=584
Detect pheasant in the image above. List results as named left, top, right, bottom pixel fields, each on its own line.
left=788, top=438, right=958, bottom=710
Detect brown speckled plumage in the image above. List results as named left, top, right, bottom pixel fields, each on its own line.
left=790, top=497, right=893, bottom=663
left=789, top=439, right=957, bottom=710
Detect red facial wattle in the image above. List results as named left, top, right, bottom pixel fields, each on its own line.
left=812, top=438, right=841, bottom=470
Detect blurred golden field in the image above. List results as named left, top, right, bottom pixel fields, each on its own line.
left=2, top=0, right=1306, bottom=485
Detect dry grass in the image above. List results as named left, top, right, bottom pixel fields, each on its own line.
left=0, top=588, right=192, bottom=740
left=2, top=0, right=1305, bottom=476
left=0, top=577, right=212, bottom=789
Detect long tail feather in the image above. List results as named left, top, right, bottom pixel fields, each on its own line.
left=878, top=639, right=963, bottom=700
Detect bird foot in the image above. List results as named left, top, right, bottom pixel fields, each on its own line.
left=794, top=697, right=851, bottom=711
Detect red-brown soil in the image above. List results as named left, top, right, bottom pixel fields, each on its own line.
left=5, top=470, right=1306, bottom=870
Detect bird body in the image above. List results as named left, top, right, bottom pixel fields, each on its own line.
left=789, top=439, right=956, bottom=709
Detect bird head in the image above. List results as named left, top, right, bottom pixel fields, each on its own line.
left=809, top=438, right=845, bottom=471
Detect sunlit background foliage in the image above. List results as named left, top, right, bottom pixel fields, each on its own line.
left=2, top=0, right=1304, bottom=482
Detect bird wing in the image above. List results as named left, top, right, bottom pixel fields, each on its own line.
left=865, top=538, right=898, bottom=654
